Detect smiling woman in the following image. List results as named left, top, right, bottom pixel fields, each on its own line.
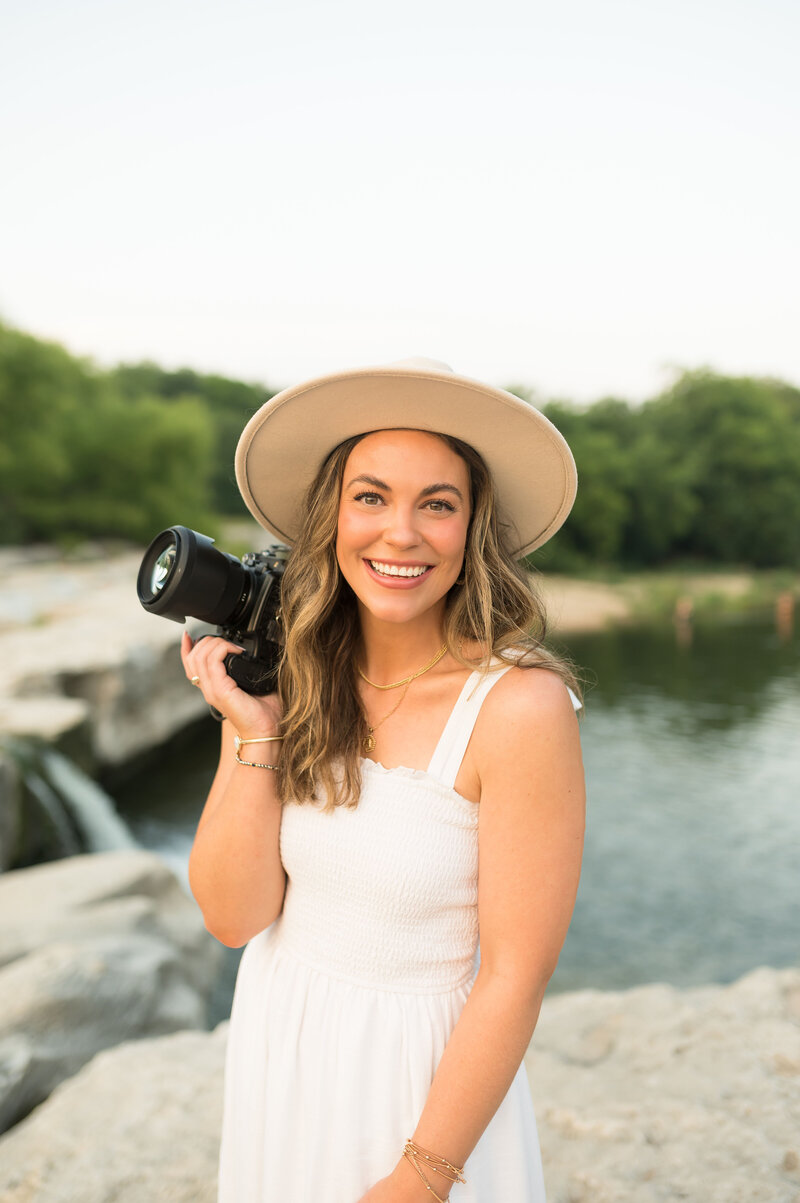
left=338, top=430, right=470, bottom=609
left=181, top=358, right=586, bottom=1202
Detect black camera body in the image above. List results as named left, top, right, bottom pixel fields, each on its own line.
left=137, top=526, right=289, bottom=696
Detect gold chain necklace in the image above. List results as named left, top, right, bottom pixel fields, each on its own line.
left=358, top=643, right=448, bottom=690
left=360, top=643, right=448, bottom=753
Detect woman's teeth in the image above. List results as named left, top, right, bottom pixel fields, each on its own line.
left=369, top=561, right=431, bottom=578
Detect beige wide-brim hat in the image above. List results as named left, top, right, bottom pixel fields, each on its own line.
left=235, top=357, right=577, bottom=558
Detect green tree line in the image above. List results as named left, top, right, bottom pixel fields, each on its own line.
left=0, top=322, right=270, bottom=545
left=2, top=321, right=799, bottom=567
left=534, top=371, right=800, bottom=570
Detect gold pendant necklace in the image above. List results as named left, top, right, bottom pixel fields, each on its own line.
left=362, top=681, right=411, bottom=753
left=360, top=642, right=448, bottom=754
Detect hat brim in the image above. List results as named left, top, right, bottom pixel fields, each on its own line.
left=235, top=364, right=577, bottom=558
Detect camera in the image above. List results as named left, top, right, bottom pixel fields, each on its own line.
left=137, top=526, right=289, bottom=696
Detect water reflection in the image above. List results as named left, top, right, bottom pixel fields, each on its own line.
left=551, top=617, right=799, bottom=993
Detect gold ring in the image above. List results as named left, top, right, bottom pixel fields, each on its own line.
left=190, top=676, right=201, bottom=687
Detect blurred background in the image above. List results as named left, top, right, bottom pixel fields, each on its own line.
left=0, top=0, right=798, bottom=1187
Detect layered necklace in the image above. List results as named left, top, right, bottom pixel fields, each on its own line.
left=358, top=643, right=448, bottom=753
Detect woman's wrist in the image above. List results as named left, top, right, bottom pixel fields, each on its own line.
left=390, top=1155, right=451, bottom=1201
left=232, top=733, right=282, bottom=770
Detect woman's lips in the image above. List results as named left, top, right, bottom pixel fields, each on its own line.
left=362, top=559, right=434, bottom=589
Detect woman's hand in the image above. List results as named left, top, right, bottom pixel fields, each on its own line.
left=357, top=1178, right=411, bottom=1203
left=180, top=631, right=282, bottom=737
left=357, top=1166, right=441, bottom=1202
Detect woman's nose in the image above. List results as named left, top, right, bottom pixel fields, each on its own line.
left=383, top=505, right=421, bottom=548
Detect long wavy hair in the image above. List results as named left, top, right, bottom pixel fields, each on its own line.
left=273, top=429, right=581, bottom=809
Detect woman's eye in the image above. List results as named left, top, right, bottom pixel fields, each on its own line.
left=351, top=492, right=454, bottom=513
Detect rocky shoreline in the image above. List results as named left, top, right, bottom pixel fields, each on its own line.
left=0, top=849, right=797, bottom=1202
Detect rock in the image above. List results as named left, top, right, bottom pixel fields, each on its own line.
left=0, top=850, right=222, bottom=1132
left=0, top=849, right=216, bottom=987
left=525, top=966, right=800, bottom=1202
left=0, top=937, right=206, bottom=1133
left=0, top=1025, right=226, bottom=1202
left=0, top=551, right=208, bottom=770
left=0, top=699, right=92, bottom=770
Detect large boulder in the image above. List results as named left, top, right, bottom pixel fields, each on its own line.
left=525, top=966, right=800, bottom=1202
left=0, top=850, right=222, bottom=1132
left=0, top=551, right=208, bottom=771
left=0, top=1025, right=225, bottom=1203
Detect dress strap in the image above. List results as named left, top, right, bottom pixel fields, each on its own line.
left=426, top=664, right=515, bottom=790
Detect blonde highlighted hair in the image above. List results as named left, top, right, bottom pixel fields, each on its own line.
left=273, top=430, right=581, bottom=809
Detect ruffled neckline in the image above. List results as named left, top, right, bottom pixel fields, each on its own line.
left=359, top=757, right=478, bottom=811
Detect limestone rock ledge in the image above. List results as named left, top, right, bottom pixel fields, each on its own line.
left=0, top=849, right=222, bottom=1134
left=0, top=1026, right=226, bottom=1203
left=0, top=967, right=797, bottom=1202
left=0, top=550, right=208, bottom=771
left=525, top=966, right=800, bottom=1203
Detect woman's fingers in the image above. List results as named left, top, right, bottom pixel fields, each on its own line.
left=184, top=636, right=239, bottom=689
left=179, top=634, right=279, bottom=733
left=180, top=629, right=194, bottom=671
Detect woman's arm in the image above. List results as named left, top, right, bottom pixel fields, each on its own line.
left=181, top=632, right=287, bottom=947
left=364, top=667, right=585, bottom=1201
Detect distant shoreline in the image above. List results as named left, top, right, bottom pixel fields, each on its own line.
left=1, top=538, right=797, bottom=639
left=539, top=567, right=799, bottom=634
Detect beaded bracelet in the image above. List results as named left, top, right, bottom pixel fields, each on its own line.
left=233, top=734, right=282, bottom=770
left=234, top=752, right=279, bottom=769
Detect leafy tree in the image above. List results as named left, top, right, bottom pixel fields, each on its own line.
left=534, top=399, right=633, bottom=568
left=112, top=363, right=274, bottom=514
left=0, top=323, right=216, bottom=544
left=642, top=370, right=800, bottom=567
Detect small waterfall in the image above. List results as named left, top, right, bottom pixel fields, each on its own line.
left=24, top=771, right=83, bottom=857
left=41, top=749, right=137, bottom=853
left=2, top=738, right=137, bottom=863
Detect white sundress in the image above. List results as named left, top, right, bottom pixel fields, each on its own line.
left=218, top=663, right=574, bottom=1201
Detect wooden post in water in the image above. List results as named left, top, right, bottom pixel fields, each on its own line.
left=673, top=595, right=694, bottom=648
left=775, top=591, right=794, bottom=641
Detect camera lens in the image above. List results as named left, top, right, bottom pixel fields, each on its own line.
left=137, top=526, right=251, bottom=626
left=150, top=545, right=176, bottom=595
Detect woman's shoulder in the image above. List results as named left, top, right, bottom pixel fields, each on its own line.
left=461, top=667, right=579, bottom=796
left=456, top=640, right=582, bottom=718
left=471, top=661, right=580, bottom=761
left=491, top=660, right=577, bottom=712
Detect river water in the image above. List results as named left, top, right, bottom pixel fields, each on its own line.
left=111, top=615, right=799, bottom=1015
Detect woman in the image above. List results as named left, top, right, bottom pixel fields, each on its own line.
left=182, top=357, right=586, bottom=1202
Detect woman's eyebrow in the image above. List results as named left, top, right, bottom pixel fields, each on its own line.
left=346, top=474, right=464, bottom=502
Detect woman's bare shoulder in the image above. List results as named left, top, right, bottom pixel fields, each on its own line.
left=474, top=664, right=579, bottom=761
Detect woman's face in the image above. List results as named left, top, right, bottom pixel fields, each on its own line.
left=336, top=429, right=471, bottom=629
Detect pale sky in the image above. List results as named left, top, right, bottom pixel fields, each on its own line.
left=2, top=0, right=798, bottom=403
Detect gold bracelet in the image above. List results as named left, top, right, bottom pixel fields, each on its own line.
left=234, top=751, right=279, bottom=770
left=404, top=1140, right=466, bottom=1183
left=402, top=1140, right=466, bottom=1198
left=402, top=1149, right=448, bottom=1202
left=234, top=734, right=283, bottom=748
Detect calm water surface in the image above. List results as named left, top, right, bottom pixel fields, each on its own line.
left=112, top=616, right=799, bottom=1012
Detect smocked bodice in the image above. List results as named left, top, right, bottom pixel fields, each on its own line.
left=275, top=666, right=512, bottom=993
